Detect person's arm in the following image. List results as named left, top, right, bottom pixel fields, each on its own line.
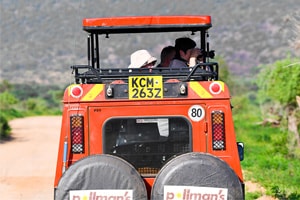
left=189, top=48, right=202, bottom=67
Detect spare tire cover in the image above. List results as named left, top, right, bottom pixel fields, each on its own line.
left=151, top=152, right=243, bottom=200
left=55, top=154, right=147, bottom=200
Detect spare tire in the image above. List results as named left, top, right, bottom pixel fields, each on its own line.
left=151, top=152, right=244, bottom=200
left=55, top=154, right=147, bottom=200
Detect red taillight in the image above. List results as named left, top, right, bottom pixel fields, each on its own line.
left=212, top=111, right=225, bottom=150
left=70, top=115, right=84, bottom=153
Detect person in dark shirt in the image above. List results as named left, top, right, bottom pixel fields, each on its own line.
left=169, top=37, right=202, bottom=68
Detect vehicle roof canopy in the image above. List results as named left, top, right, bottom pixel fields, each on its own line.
left=83, top=15, right=212, bottom=34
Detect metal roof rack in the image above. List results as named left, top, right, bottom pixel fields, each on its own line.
left=71, top=63, right=219, bottom=84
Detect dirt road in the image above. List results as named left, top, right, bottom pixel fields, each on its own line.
left=0, top=116, right=61, bottom=200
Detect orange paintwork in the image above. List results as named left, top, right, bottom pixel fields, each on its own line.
left=54, top=80, right=244, bottom=189
left=64, top=81, right=228, bottom=103
left=144, top=178, right=155, bottom=198
left=83, top=15, right=211, bottom=27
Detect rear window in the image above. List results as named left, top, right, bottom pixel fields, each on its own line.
left=103, top=117, right=191, bottom=176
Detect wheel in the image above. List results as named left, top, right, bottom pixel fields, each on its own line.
left=151, top=152, right=244, bottom=200
left=55, top=154, right=147, bottom=200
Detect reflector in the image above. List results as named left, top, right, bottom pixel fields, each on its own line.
left=71, top=86, right=83, bottom=98
left=70, top=115, right=84, bottom=153
left=212, top=111, right=225, bottom=150
left=209, top=82, right=221, bottom=94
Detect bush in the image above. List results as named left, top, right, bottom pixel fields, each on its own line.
left=256, top=58, right=300, bottom=107
left=0, top=113, right=11, bottom=139
left=271, top=186, right=300, bottom=200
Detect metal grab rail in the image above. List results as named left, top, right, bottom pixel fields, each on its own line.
left=71, top=62, right=218, bottom=84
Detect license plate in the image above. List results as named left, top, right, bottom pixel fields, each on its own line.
left=128, top=76, right=163, bottom=100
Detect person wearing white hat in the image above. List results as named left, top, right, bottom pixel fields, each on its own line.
left=128, top=49, right=157, bottom=69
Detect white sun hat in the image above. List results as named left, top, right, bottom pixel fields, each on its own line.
left=128, top=49, right=157, bottom=68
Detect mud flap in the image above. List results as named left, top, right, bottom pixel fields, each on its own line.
left=55, top=154, right=147, bottom=200
left=151, top=152, right=244, bottom=200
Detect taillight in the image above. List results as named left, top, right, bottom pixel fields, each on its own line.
left=70, top=115, right=84, bottom=153
left=212, top=111, right=225, bottom=150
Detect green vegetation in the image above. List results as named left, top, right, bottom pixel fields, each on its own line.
left=0, top=114, right=11, bottom=139
left=234, top=98, right=300, bottom=199
left=257, top=57, right=300, bottom=107
left=231, top=57, right=300, bottom=199
left=0, top=80, right=64, bottom=139
left=246, top=192, right=261, bottom=200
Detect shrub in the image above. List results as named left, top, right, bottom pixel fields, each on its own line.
left=0, top=113, right=11, bottom=139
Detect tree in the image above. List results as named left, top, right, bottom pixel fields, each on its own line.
left=257, top=58, right=300, bottom=107
left=257, top=57, right=300, bottom=157
left=0, top=80, right=12, bottom=93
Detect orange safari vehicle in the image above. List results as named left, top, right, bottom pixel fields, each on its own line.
left=54, top=15, right=245, bottom=200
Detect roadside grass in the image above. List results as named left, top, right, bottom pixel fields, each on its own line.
left=232, top=95, right=300, bottom=199
left=246, top=192, right=262, bottom=200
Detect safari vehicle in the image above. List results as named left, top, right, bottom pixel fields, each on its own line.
left=54, top=15, right=245, bottom=200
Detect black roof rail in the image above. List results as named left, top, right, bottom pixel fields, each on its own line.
left=71, top=63, right=218, bottom=84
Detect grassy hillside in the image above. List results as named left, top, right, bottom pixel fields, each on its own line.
left=1, top=0, right=299, bottom=85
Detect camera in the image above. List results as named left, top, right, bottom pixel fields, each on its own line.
left=198, top=49, right=215, bottom=59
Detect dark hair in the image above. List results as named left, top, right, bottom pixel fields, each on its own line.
left=160, top=46, right=175, bottom=62
left=175, top=37, right=196, bottom=53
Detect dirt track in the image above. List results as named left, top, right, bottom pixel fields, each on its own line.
left=0, top=116, right=61, bottom=200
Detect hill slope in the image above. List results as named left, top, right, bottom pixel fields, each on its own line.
left=0, top=0, right=299, bottom=84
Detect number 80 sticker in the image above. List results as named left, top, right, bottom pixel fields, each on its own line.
left=188, top=105, right=205, bottom=122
